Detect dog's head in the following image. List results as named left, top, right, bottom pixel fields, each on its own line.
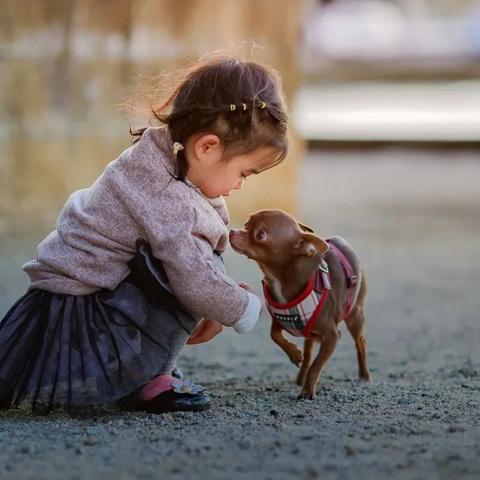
left=229, top=210, right=329, bottom=274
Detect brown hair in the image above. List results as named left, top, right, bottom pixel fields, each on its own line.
left=131, top=56, right=289, bottom=180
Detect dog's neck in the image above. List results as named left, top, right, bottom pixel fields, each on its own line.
left=261, top=255, right=322, bottom=303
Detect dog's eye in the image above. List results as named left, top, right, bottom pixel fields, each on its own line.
left=255, top=229, right=267, bottom=242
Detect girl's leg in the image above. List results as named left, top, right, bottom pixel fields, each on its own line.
left=140, top=328, right=189, bottom=400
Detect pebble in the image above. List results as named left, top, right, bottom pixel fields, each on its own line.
left=345, top=445, right=358, bottom=456
left=83, top=436, right=98, bottom=446
left=238, top=439, right=252, bottom=450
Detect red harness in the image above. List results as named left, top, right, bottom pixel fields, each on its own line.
left=263, top=239, right=358, bottom=338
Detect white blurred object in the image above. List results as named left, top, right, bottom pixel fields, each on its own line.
left=292, top=81, right=480, bottom=142
left=303, top=0, right=476, bottom=61
left=306, top=0, right=406, bottom=59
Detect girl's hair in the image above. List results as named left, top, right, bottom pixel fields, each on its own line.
left=131, top=56, right=289, bottom=180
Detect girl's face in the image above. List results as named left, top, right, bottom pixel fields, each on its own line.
left=185, top=134, right=281, bottom=198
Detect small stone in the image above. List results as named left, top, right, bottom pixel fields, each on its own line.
left=269, top=409, right=279, bottom=416
left=239, top=440, right=251, bottom=450
left=345, top=445, right=357, bottom=456
left=83, top=436, right=98, bottom=446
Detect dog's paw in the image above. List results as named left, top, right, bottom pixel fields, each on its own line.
left=287, top=348, right=303, bottom=367
left=359, top=371, right=372, bottom=383
left=297, top=389, right=316, bottom=400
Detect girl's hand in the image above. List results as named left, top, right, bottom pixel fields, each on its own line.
left=238, top=282, right=255, bottom=294
left=187, top=319, right=224, bottom=345
left=239, top=282, right=266, bottom=315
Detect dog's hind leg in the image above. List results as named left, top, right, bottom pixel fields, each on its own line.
left=345, top=274, right=371, bottom=382
left=296, top=338, right=315, bottom=386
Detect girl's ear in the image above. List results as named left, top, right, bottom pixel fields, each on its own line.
left=294, top=233, right=329, bottom=257
left=194, top=134, right=222, bottom=160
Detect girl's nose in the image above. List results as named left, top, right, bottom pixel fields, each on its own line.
left=233, top=177, right=245, bottom=190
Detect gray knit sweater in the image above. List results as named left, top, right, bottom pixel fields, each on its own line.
left=22, top=127, right=249, bottom=327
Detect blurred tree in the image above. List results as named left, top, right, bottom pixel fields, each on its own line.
left=0, top=0, right=303, bottom=232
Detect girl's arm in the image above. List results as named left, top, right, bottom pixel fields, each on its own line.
left=139, top=194, right=260, bottom=329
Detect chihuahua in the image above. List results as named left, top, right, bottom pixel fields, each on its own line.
left=229, top=209, right=371, bottom=399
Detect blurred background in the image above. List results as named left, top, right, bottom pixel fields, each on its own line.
left=1, top=0, right=479, bottom=350
left=2, top=2, right=480, bottom=477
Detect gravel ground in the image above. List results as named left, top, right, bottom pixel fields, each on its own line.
left=1, top=148, right=479, bottom=480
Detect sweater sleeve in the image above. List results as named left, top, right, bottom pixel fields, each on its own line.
left=140, top=192, right=250, bottom=327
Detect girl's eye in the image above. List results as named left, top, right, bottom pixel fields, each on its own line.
left=255, top=229, right=267, bottom=242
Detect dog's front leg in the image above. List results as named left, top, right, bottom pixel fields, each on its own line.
left=296, top=337, right=315, bottom=386
left=270, top=321, right=303, bottom=367
left=298, top=328, right=339, bottom=399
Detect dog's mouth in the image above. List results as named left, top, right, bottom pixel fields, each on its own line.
left=229, top=231, right=254, bottom=258
left=230, top=241, right=250, bottom=257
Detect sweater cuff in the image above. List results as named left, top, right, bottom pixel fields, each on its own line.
left=233, top=292, right=261, bottom=334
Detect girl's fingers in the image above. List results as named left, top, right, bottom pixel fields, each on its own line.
left=188, top=319, right=206, bottom=339
left=238, top=282, right=254, bottom=293
left=187, top=319, right=223, bottom=345
left=238, top=282, right=266, bottom=313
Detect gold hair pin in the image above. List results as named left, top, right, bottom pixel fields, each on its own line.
left=241, top=103, right=247, bottom=110
left=258, top=100, right=267, bottom=109
left=173, top=142, right=184, bottom=155
left=230, top=104, right=236, bottom=111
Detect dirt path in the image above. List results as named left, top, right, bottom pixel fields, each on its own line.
left=1, top=148, right=479, bottom=479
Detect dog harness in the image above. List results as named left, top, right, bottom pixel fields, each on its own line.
left=263, top=239, right=358, bottom=338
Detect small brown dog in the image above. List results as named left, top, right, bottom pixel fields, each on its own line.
left=229, top=209, right=371, bottom=399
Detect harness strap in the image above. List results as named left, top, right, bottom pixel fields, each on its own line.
left=326, top=240, right=357, bottom=318
left=327, top=241, right=357, bottom=288
left=303, top=280, right=330, bottom=337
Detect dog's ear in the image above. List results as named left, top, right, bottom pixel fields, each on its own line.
left=298, top=222, right=314, bottom=233
left=294, top=233, right=329, bottom=257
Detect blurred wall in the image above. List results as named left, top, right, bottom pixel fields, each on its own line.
left=0, top=0, right=304, bottom=234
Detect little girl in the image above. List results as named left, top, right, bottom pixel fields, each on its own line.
left=0, top=56, right=289, bottom=414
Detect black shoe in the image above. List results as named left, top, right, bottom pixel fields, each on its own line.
left=0, top=395, right=12, bottom=410
left=117, top=389, right=210, bottom=414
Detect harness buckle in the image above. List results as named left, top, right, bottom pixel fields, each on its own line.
left=347, top=274, right=357, bottom=288
left=319, top=260, right=329, bottom=273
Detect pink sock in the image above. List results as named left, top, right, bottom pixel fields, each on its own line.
left=140, top=374, right=178, bottom=401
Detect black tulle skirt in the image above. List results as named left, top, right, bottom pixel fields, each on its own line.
left=0, top=240, right=198, bottom=413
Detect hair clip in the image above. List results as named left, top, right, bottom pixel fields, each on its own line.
left=173, top=142, right=184, bottom=155
left=241, top=103, right=247, bottom=111
left=230, top=104, right=236, bottom=111
left=258, top=100, right=267, bottom=109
